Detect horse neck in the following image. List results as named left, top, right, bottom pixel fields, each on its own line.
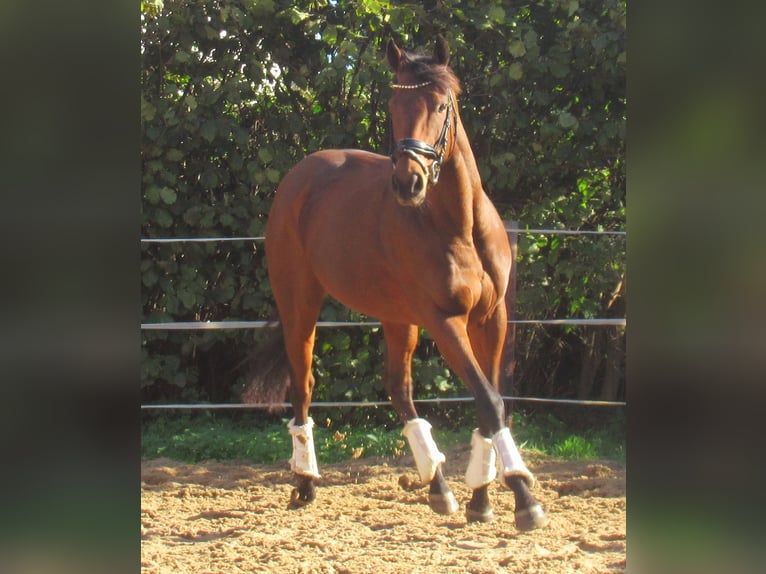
left=429, top=121, right=483, bottom=240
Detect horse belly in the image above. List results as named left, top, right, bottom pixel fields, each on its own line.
left=305, top=223, right=416, bottom=322
left=325, top=271, right=414, bottom=322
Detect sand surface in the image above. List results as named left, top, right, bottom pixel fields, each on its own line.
left=142, top=445, right=625, bottom=573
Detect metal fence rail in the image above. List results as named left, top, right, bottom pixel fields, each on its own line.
left=141, top=318, right=626, bottom=330
left=139, top=228, right=626, bottom=244
left=141, top=396, right=626, bottom=410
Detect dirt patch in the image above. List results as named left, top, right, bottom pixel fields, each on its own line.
left=142, top=445, right=625, bottom=573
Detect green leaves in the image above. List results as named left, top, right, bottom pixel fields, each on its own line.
left=159, top=187, right=177, bottom=205
left=509, top=40, right=526, bottom=58
left=257, top=147, right=273, bottom=164
left=200, top=120, right=217, bottom=143
left=141, top=95, right=156, bottom=122
left=145, top=185, right=177, bottom=207
left=266, top=168, right=281, bottom=184
left=251, top=0, right=276, bottom=18
left=140, top=1, right=164, bottom=17
left=507, top=62, right=524, bottom=80
left=487, top=5, right=506, bottom=23
left=558, top=110, right=579, bottom=129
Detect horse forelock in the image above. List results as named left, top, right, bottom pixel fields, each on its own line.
left=395, top=52, right=462, bottom=96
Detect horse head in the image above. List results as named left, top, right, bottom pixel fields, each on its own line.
left=387, top=37, right=461, bottom=206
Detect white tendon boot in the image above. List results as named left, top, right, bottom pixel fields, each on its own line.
left=492, top=427, right=534, bottom=487
left=402, top=418, right=445, bottom=483
left=465, top=428, right=497, bottom=489
left=287, top=417, right=321, bottom=478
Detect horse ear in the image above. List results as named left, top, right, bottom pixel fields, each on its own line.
left=387, top=38, right=402, bottom=70
left=434, top=35, right=450, bottom=66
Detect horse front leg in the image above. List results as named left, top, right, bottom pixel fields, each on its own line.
left=463, top=303, right=505, bottom=522
left=382, top=322, right=458, bottom=516
left=434, top=313, right=548, bottom=529
left=465, top=429, right=496, bottom=522
left=402, top=418, right=458, bottom=515
left=462, top=424, right=547, bottom=529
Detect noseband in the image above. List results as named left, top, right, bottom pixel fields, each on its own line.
left=390, top=82, right=454, bottom=185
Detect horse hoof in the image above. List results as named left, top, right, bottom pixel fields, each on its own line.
left=514, top=503, right=549, bottom=531
left=428, top=491, right=459, bottom=515
left=288, top=487, right=315, bottom=509
left=465, top=504, right=495, bottom=523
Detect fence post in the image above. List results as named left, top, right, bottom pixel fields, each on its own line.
left=500, top=220, right=518, bottom=400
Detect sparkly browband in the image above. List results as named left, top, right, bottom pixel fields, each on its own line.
left=391, top=81, right=433, bottom=89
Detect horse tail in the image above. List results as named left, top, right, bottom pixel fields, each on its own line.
left=240, top=320, right=292, bottom=412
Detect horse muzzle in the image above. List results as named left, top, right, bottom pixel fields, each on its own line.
left=391, top=140, right=440, bottom=206
left=391, top=170, right=427, bottom=206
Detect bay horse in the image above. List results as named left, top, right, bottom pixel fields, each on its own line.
left=255, top=37, right=547, bottom=530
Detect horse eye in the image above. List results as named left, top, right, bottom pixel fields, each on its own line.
left=438, top=103, right=448, bottom=113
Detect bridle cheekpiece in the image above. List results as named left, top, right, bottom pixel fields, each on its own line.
left=390, top=82, right=454, bottom=185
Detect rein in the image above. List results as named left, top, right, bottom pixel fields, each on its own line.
left=390, top=82, right=454, bottom=185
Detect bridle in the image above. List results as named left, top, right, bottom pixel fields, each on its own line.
left=390, top=82, right=455, bottom=186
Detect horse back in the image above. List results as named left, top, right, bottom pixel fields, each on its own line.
left=268, top=149, right=391, bottom=244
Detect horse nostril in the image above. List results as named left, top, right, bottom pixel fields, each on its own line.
left=391, top=174, right=400, bottom=193
left=392, top=172, right=425, bottom=205
left=412, top=173, right=425, bottom=195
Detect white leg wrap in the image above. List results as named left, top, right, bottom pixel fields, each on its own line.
left=287, top=417, right=320, bottom=478
left=465, top=428, right=497, bottom=489
left=492, top=427, right=535, bottom=488
left=402, top=418, right=445, bottom=483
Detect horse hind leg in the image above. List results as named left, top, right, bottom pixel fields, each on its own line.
left=287, top=371, right=319, bottom=508
left=383, top=322, right=458, bottom=516
left=270, top=268, right=326, bottom=508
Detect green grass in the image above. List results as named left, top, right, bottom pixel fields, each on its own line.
left=141, top=410, right=625, bottom=465
left=510, top=411, right=626, bottom=464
